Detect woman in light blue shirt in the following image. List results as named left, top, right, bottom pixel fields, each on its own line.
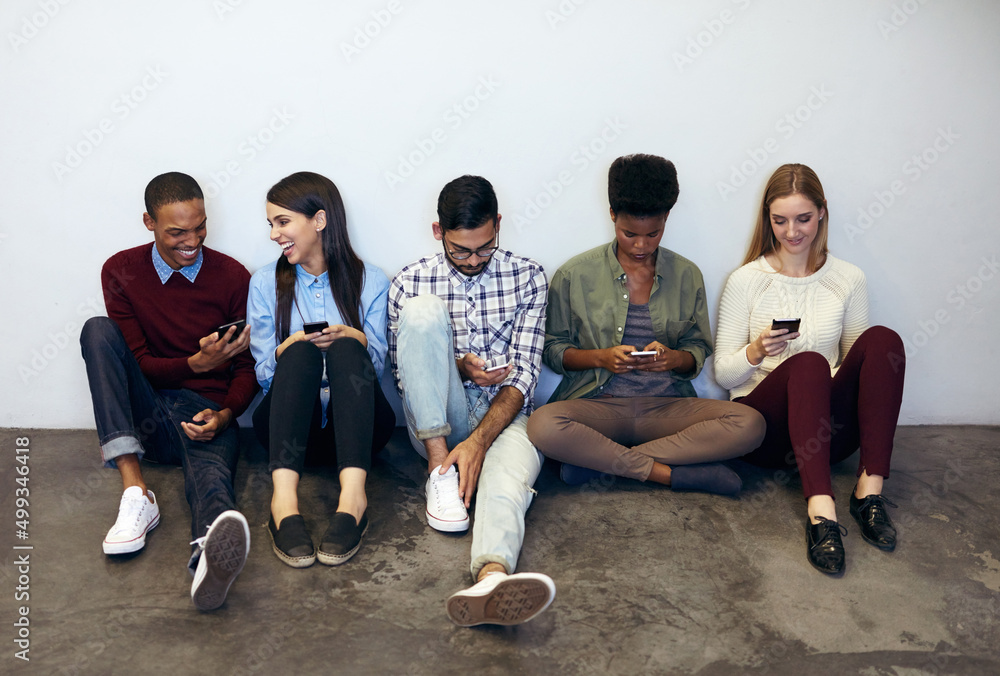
left=248, top=172, right=394, bottom=568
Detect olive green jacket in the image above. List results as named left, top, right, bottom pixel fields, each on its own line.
left=543, top=241, right=713, bottom=403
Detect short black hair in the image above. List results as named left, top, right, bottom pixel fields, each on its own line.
left=144, top=172, right=204, bottom=220
left=608, top=154, right=679, bottom=218
left=437, top=175, right=498, bottom=232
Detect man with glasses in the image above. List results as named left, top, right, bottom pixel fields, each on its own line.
left=387, top=175, right=555, bottom=627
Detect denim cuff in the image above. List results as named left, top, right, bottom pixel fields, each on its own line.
left=412, top=422, right=452, bottom=442
left=100, top=434, right=144, bottom=469
left=470, top=553, right=512, bottom=582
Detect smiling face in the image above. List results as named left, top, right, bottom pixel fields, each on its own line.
left=612, top=210, right=667, bottom=266
left=143, top=199, right=207, bottom=270
left=266, top=202, right=327, bottom=275
left=768, top=193, right=825, bottom=260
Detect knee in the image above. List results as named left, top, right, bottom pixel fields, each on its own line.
left=787, top=351, right=830, bottom=377
left=862, top=325, right=904, bottom=352
left=326, top=335, right=368, bottom=364
left=80, top=316, right=121, bottom=354
left=279, top=340, right=322, bottom=371
left=738, top=405, right=767, bottom=447
left=398, top=294, right=448, bottom=335
left=526, top=404, right=569, bottom=450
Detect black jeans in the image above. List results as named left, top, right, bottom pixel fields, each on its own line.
left=252, top=339, right=395, bottom=474
left=80, top=317, right=239, bottom=541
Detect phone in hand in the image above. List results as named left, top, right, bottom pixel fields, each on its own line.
left=216, top=319, right=246, bottom=343
left=303, top=321, right=329, bottom=335
left=484, top=356, right=510, bottom=372
left=771, top=318, right=801, bottom=336
left=630, top=350, right=657, bottom=357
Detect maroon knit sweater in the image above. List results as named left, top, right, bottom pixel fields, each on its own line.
left=101, top=243, right=258, bottom=416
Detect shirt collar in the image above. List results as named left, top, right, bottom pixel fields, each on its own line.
left=151, top=244, right=203, bottom=284
left=606, top=240, right=663, bottom=281
left=444, top=251, right=497, bottom=288
left=295, top=264, right=329, bottom=285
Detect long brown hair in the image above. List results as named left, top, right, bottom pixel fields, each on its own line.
left=742, top=163, right=829, bottom=273
left=267, top=172, right=365, bottom=343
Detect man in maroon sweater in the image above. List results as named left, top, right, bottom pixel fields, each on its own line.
left=80, top=172, right=258, bottom=611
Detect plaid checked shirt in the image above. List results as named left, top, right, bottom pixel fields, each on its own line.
left=387, top=248, right=548, bottom=414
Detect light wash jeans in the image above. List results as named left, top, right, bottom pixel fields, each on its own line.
left=396, top=294, right=543, bottom=580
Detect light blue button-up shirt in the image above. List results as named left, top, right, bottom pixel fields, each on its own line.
left=247, top=259, right=390, bottom=427
left=152, top=244, right=203, bottom=284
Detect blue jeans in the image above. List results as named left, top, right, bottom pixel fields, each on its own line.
left=396, top=295, right=543, bottom=580
left=80, top=317, right=239, bottom=542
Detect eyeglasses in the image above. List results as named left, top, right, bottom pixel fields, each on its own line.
left=443, top=229, right=499, bottom=260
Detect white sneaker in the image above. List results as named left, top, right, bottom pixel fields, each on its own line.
left=425, top=464, right=469, bottom=532
left=103, top=486, right=160, bottom=555
left=191, top=510, right=249, bottom=611
left=446, top=572, right=556, bottom=627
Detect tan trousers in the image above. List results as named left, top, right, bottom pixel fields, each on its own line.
left=526, top=396, right=765, bottom=481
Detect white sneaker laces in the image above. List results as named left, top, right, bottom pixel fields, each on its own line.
left=433, top=472, right=464, bottom=512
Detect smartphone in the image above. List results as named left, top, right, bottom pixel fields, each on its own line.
left=303, top=321, right=329, bottom=335
left=771, top=318, right=801, bottom=335
left=215, top=319, right=246, bottom=342
left=484, top=357, right=510, bottom=372
left=630, top=350, right=657, bottom=357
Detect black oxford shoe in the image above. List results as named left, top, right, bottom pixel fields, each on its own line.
left=807, top=517, right=847, bottom=575
left=849, top=490, right=898, bottom=551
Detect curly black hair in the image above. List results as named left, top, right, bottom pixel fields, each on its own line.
left=608, top=154, right=679, bottom=218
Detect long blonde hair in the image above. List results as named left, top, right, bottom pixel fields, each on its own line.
left=743, top=163, right=829, bottom=272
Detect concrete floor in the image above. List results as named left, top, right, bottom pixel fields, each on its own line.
left=2, top=425, right=998, bottom=676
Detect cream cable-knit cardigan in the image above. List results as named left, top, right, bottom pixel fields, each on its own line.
left=714, top=254, right=869, bottom=400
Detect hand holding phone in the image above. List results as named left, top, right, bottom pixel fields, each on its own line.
left=216, top=319, right=247, bottom=343
left=771, top=318, right=801, bottom=337
left=303, top=321, right=329, bottom=335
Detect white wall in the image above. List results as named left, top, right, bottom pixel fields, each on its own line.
left=2, top=0, right=998, bottom=428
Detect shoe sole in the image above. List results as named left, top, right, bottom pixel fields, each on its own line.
left=103, top=513, right=160, bottom=555
left=192, top=515, right=249, bottom=611
left=266, top=523, right=316, bottom=569
left=317, top=521, right=369, bottom=566
left=849, top=509, right=897, bottom=552
left=446, top=576, right=555, bottom=627
left=426, top=511, right=469, bottom=533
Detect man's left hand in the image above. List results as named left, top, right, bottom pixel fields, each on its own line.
left=181, top=408, right=232, bottom=442
left=441, top=437, right=487, bottom=508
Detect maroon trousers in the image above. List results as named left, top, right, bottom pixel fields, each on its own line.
left=737, top=326, right=905, bottom=499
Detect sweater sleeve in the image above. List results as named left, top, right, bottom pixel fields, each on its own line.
left=102, top=257, right=196, bottom=388
left=714, top=267, right=760, bottom=391
left=221, top=265, right=258, bottom=416
left=837, top=266, right=870, bottom=366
